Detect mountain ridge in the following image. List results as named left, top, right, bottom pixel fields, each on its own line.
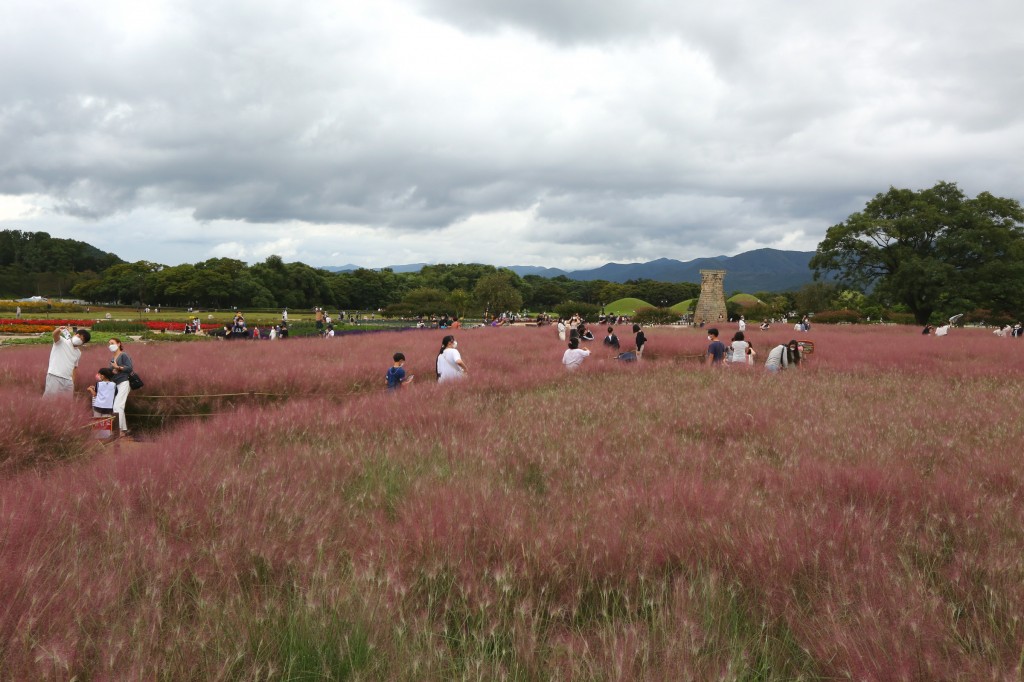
left=322, top=248, right=819, bottom=292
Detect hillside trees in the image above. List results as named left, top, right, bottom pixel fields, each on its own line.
left=810, top=182, right=1024, bottom=323
left=250, top=256, right=335, bottom=309
left=417, top=263, right=499, bottom=292
left=0, top=229, right=122, bottom=297
left=473, top=270, right=524, bottom=315
left=336, top=268, right=406, bottom=310
left=522, top=276, right=568, bottom=309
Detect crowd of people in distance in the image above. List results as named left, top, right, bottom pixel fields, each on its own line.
left=208, top=311, right=292, bottom=340
left=556, top=314, right=803, bottom=373
left=991, top=322, right=1023, bottom=338
left=416, top=314, right=462, bottom=329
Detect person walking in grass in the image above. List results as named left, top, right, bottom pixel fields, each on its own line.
left=43, top=326, right=90, bottom=398
left=706, top=328, right=727, bottom=366
left=386, top=352, right=414, bottom=390
left=633, top=323, right=647, bottom=359
left=436, top=335, right=468, bottom=383
left=729, top=331, right=750, bottom=365
left=107, top=337, right=134, bottom=439
left=562, top=337, right=591, bottom=371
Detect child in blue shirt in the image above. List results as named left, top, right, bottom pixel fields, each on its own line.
left=385, top=352, right=414, bottom=390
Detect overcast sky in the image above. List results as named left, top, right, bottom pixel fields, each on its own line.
left=2, top=0, right=1022, bottom=270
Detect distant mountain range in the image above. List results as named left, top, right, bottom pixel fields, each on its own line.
left=322, top=263, right=429, bottom=274
left=324, top=248, right=820, bottom=292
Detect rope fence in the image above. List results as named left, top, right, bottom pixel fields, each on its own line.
left=130, top=391, right=289, bottom=399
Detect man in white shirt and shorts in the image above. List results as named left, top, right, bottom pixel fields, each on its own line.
left=44, top=326, right=91, bottom=398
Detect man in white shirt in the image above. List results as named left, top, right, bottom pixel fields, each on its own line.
left=44, top=326, right=91, bottom=398
left=562, top=338, right=591, bottom=371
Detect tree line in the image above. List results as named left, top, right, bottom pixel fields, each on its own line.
left=4, top=246, right=701, bottom=315
left=5, top=180, right=1022, bottom=324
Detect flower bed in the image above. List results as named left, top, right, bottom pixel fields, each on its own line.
left=0, top=324, right=51, bottom=334
left=0, top=318, right=93, bottom=327
left=144, top=320, right=188, bottom=331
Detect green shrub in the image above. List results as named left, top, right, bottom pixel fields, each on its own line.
left=962, top=309, right=1015, bottom=327
left=283, top=322, right=323, bottom=337
left=553, top=302, right=601, bottom=322
left=884, top=312, right=917, bottom=325
left=92, top=320, right=148, bottom=333
left=632, top=307, right=680, bottom=325
left=810, top=309, right=862, bottom=324
left=141, top=332, right=216, bottom=342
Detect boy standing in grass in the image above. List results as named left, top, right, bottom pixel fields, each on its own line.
left=706, top=328, right=727, bottom=366
left=386, top=353, right=414, bottom=390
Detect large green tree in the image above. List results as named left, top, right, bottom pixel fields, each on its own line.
left=810, top=182, right=1024, bottom=324
left=473, top=270, right=524, bottom=316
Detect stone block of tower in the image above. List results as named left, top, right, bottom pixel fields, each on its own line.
left=693, top=269, right=728, bottom=325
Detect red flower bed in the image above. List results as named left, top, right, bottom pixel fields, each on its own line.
left=144, top=321, right=187, bottom=331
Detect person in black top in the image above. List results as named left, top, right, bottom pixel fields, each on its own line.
left=603, top=326, right=620, bottom=351
left=633, top=324, right=647, bottom=359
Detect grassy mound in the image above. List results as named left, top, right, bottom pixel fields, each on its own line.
left=728, top=293, right=764, bottom=307
left=604, top=297, right=653, bottom=315
left=671, top=298, right=696, bottom=314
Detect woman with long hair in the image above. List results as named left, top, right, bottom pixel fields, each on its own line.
left=436, top=335, right=468, bottom=383
left=729, top=331, right=750, bottom=365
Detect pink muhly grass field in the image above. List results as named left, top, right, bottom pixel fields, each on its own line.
left=0, top=324, right=1023, bottom=678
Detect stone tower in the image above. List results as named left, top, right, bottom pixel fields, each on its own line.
left=693, top=269, right=727, bottom=325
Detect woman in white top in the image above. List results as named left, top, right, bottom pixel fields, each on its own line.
left=562, top=338, right=591, bottom=371
left=436, top=335, right=468, bottom=383
left=729, top=331, right=750, bottom=364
